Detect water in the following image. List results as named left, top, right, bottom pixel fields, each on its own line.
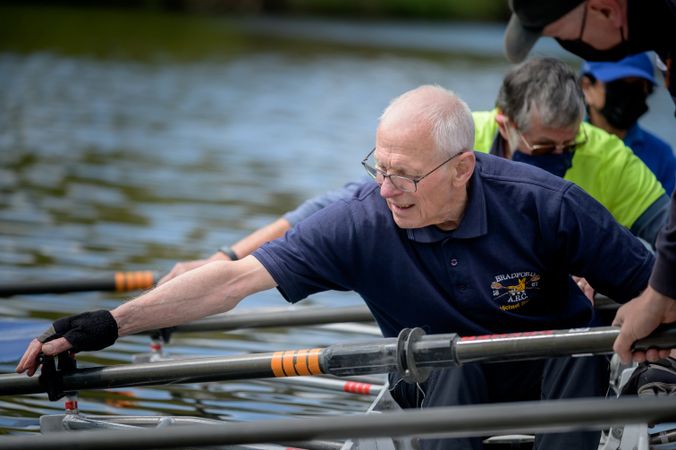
left=0, top=7, right=675, bottom=443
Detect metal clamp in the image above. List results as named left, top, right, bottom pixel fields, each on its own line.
left=150, top=327, right=175, bottom=344
left=38, top=352, right=77, bottom=401
left=396, top=327, right=431, bottom=383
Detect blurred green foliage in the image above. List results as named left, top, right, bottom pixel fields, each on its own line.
left=0, top=5, right=262, bottom=60
left=0, top=3, right=508, bottom=61
left=0, top=0, right=510, bottom=21
left=280, top=0, right=509, bottom=21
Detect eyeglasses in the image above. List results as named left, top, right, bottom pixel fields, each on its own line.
left=514, top=127, right=587, bottom=156
left=361, top=147, right=463, bottom=193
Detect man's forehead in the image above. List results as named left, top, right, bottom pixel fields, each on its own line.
left=524, top=122, right=580, bottom=142
left=518, top=107, right=581, bottom=134
left=374, top=145, right=434, bottom=173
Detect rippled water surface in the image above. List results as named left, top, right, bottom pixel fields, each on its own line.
left=1, top=6, right=674, bottom=444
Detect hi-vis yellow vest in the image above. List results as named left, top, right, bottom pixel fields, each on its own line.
left=472, top=110, right=665, bottom=229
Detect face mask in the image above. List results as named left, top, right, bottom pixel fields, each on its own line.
left=556, top=38, right=632, bottom=62
left=555, top=7, right=633, bottom=63
left=599, top=79, right=649, bottom=130
left=512, top=151, right=574, bottom=178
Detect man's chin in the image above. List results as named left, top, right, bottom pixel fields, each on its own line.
left=391, top=213, right=418, bottom=229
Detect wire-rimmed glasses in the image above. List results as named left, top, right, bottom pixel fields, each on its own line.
left=361, top=147, right=463, bottom=193
left=514, top=127, right=587, bottom=156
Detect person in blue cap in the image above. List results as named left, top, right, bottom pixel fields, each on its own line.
left=580, top=52, right=676, bottom=195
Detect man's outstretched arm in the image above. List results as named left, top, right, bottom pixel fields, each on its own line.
left=16, top=256, right=276, bottom=376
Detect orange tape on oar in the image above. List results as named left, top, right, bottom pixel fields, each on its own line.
left=114, top=271, right=156, bottom=292
left=271, top=348, right=323, bottom=377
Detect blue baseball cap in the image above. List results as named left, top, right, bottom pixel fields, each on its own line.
left=581, top=53, right=656, bottom=85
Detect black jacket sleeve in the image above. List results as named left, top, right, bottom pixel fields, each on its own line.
left=650, top=190, right=676, bottom=299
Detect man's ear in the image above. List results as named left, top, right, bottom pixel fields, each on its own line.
left=452, top=152, right=476, bottom=187
left=495, top=111, right=510, bottom=141
left=580, top=76, right=594, bottom=103
left=580, top=75, right=601, bottom=106
left=588, top=0, right=625, bottom=27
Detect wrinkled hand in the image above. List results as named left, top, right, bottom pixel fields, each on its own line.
left=613, top=286, right=676, bottom=364
left=16, top=337, right=73, bottom=377
left=15, top=310, right=119, bottom=377
left=159, top=253, right=228, bottom=285
left=572, top=276, right=594, bottom=303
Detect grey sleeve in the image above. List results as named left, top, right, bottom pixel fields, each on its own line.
left=630, top=194, right=670, bottom=250
left=283, top=178, right=367, bottom=226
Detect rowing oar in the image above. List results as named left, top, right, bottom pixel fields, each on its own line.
left=0, top=396, right=674, bottom=450
left=0, top=271, right=158, bottom=297
left=145, top=305, right=374, bottom=335
left=0, top=324, right=674, bottom=399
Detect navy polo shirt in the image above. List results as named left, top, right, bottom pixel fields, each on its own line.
left=253, top=152, right=654, bottom=338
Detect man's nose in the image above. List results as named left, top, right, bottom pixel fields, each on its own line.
left=379, top=177, right=403, bottom=198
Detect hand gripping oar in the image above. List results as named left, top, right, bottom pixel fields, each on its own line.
left=0, top=324, right=674, bottom=399
left=0, top=271, right=158, bottom=297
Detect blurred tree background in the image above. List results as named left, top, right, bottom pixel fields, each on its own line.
left=0, top=0, right=510, bottom=21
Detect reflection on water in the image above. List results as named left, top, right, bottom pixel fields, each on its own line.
left=1, top=6, right=675, bottom=441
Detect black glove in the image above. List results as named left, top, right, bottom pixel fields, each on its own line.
left=37, top=310, right=119, bottom=352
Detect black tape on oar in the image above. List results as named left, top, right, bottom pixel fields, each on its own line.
left=396, top=327, right=433, bottom=383
left=150, top=327, right=176, bottom=344
left=38, top=352, right=77, bottom=401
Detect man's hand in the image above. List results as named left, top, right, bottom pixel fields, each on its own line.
left=159, top=253, right=228, bottom=285
left=15, top=310, right=119, bottom=377
left=16, top=337, right=73, bottom=377
left=573, top=276, right=595, bottom=303
left=613, top=286, right=676, bottom=364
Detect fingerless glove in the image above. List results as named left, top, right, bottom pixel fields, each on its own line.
left=37, top=310, right=119, bottom=352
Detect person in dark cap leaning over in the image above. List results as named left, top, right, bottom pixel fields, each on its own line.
left=504, top=0, right=675, bottom=110
left=580, top=52, right=676, bottom=195
left=504, top=0, right=676, bottom=365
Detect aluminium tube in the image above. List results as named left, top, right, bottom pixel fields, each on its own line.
left=0, top=271, right=157, bottom=296
left=167, top=305, right=374, bottom=333
left=1, top=325, right=674, bottom=397
left=0, top=397, right=674, bottom=450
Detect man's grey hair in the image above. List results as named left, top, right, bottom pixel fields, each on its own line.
left=380, top=85, right=474, bottom=157
left=496, top=58, right=584, bottom=132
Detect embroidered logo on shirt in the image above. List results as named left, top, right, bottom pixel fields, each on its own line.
left=490, top=272, right=541, bottom=310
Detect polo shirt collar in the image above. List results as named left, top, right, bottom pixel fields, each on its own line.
left=406, top=159, right=488, bottom=243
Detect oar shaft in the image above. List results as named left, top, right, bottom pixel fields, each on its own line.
left=453, top=325, right=676, bottom=364
left=0, top=353, right=282, bottom=396
left=0, top=325, right=673, bottom=397
left=0, top=271, right=157, bottom=296
left=0, top=397, right=674, bottom=450
left=170, top=305, right=374, bottom=333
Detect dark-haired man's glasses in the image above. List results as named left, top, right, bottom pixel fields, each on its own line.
left=361, top=147, right=463, bottom=193
left=515, top=128, right=587, bottom=156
